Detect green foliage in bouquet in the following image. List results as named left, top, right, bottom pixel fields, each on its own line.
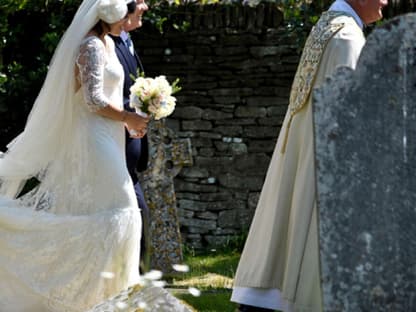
left=171, top=78, right=182, bottom=94
left=131, top=68, right=182, bottom=94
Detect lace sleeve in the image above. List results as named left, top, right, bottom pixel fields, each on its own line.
left=76, top=37, right=110, bottom=112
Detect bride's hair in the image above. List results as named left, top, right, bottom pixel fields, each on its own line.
left=92, top=21, right=109, bottom=36
left=91, top=20, right=112, bottom=36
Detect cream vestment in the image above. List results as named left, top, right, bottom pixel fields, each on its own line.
left=232, top=6, right=366, bottom=311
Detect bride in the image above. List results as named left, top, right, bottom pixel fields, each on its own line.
left=0, top=0, right=159, bottom=311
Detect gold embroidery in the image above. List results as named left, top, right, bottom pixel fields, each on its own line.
left=281, top=11, right=346, bottom=153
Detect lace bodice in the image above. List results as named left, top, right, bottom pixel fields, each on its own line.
left=76, top=36, right=124, bottom=111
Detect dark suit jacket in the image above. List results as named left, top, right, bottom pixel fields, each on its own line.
left=110, top=34, right=148, bottom=173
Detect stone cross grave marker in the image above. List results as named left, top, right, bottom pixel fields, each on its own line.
left=140, top=120, right=193, bottom=274
left=314, top=13, right=416, bottom=312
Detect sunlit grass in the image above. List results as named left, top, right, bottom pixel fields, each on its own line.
left=168, top=248, right=241, bottom=311
left=171, top=249, right=240, bottom=285
left=173, top=272, right=233, bottom=289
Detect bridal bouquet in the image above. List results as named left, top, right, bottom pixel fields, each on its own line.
left=129, top=75, right=181, bottom=120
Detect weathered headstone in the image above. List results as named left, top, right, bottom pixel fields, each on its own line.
left=314, top=14, right=416, bottom=311
left=140, top=120, right=193, bottom=273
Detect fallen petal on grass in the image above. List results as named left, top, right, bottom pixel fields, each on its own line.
left=144, top=270, right=163, bottom=281
left=172, top=264, right=190, bottom=273
left=188, top=287, right=201, bottom=297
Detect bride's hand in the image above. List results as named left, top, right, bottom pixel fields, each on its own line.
left=127, top=127, right=147, bottom=138
left=124, top=112, right=149, bottom=138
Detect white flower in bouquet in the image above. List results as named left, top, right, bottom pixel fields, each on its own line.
left=129, top=74, right=181, bottom=120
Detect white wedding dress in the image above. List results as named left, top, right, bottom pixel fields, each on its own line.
left=0, top=36, right=142, bottom=311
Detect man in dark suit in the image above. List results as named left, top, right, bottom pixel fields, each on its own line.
left=110, top=0, right=151, bottom=272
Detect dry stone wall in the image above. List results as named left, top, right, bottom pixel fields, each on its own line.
left=136, top=3, right=299, bottom=248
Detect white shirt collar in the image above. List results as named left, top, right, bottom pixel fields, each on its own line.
left=120, top=30, right=135, bottom=55
left=329, top=0, right=364, bottom=29
left=120, top=31, right=129, bottom=42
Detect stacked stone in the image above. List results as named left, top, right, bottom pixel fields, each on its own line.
left=136, top=3, right=299, bottom=248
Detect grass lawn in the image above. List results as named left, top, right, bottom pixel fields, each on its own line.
left=168, top=248, right=241, bottom=312
left=176, top=292, right=237, bottom=312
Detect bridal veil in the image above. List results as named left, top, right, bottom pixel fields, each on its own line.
left=0, top=0, right=125, bottom=198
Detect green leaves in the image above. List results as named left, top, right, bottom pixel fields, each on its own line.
left=130, top=68, right=146, bottom=82
left=277, top=0, right=329, bottom=51
left=0, top=71, right=6, bottom=87
left=171, top=78, right=182, bottom=94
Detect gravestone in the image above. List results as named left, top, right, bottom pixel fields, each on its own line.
left=313, top=14, right=416, bottom=311
left=140, top=120, right=193, bottom=273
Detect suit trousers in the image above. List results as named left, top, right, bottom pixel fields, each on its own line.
left=126, top=133, right=150, bottom=272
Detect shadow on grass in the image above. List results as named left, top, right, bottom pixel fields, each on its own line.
left=175, top=291, right=238, bottom=312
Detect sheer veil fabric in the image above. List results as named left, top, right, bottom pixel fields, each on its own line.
left=0, top=0, right=143, bottom=311
left=0, top=0, right=102, bottom=194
